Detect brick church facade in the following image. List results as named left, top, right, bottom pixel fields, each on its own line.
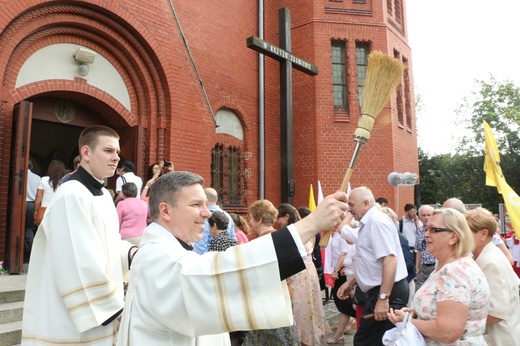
left=0, top=0, right=418, bottom=272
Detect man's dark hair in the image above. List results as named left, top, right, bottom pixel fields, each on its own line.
left=277, top=203, right=300, bottom=225
left=208, top=211, right=229, bottom=231
left=404, top=203, right=417, bottom=212
left=297, top=206, right=311, bottom=219
left=148, top=171, right=204, bottom=221
left=376, top=197, right=389, bottom=205
left=78, top=125, right=119, bottom=149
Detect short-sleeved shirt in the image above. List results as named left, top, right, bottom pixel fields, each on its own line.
left=115, top=172, right=143, bottom=196
left=354, top=206, right=408, bottom=292
left=38, top=176, right=58, bottom=207
left=414, top=256, right=490, bottom=345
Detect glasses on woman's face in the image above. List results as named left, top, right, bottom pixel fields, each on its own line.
left=426, top=226, right=452, bottom=233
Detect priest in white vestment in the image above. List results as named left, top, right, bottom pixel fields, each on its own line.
left=117, top=171, right=348, bottom=345
left=22, top=126, right=136, bottom=345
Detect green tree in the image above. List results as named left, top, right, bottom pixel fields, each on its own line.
left=419, top=76, right=520, bottom=213
left=456, top=75, right=520, bottom=156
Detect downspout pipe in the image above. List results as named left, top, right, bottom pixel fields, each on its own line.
left=258, top=0, right=265, bottom=199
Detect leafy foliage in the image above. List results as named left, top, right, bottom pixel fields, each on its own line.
left=419, top=76, right=520, bottom=213
left=455, top=75, right=520, bottom=156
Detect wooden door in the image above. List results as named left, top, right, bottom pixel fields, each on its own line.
left=5, top=101, right=33, bottom=273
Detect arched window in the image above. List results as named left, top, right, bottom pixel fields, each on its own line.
left=211, top=109, right=247, bottom=206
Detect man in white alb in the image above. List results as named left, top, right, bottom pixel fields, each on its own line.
left=117, top=171, right=348, bottom=345
left=22, top=126, right=137, bottom=345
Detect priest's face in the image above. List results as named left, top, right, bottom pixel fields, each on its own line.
left=168, top=184, right=211, bottom=243
left=82, top=135, right=120, bottom=180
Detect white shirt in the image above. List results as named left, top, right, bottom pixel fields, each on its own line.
left=27, top=169, right=41, bottom=201
left=401, top=217, right=420, bottom=248
left=355, top=206, right=408, bottom=292
left=37, top=176, right=58, bottom=207
left=115, top=172, right=143, bottom=196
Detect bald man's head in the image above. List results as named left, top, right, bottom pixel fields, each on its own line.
left=442, top=198, right=466, bottom=213
left=204, top=187, right=218, bottom=206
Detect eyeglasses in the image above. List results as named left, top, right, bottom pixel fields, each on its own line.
left=427, top=226, right=452, bottom=233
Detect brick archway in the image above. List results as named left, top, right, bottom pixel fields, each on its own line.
left=8, top=79, right=135, bottom=129
left=0, top=1, right=174, bottom=262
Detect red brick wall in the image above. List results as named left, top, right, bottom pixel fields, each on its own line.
left=0, top=0, right=418, bottom=261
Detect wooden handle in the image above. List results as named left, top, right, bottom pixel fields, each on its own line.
left=319, top=230, right=331, bottom=247
left=340, top=167, right=354, bottom=192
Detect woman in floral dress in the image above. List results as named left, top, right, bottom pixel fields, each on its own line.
left=388, top=208, right=490, bottom=345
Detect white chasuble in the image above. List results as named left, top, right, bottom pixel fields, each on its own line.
left=117, top=222, right=293, bottom=345
left=22, top=181, right=133, bottom=345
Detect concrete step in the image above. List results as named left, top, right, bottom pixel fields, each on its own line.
left=0, top=301, right=23, bottom=324
left=0, top=272, right=27, bottom=346
left=0, top=320, right=22, bottom=346
left=0, top=290, right=24, bottom=305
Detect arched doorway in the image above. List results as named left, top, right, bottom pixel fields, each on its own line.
left=0, top=2, right=172, bottom=273
left=28, top=97, right=109, bottom=176
left=4, top=95, right=143, bottom=273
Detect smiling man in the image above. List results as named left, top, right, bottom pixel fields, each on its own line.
left=22, top=125, right=137, bottom=345
left=117, top=171, right=348, bottom=345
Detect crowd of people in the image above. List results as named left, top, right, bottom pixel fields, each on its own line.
left=21, top=125, right=520, bottom=345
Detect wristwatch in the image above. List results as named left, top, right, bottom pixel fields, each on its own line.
left=379, top=293, right=388, bottom=300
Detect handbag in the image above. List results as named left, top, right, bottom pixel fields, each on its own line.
left=34, top=207, right=47, bottom=226
left=382, top=312, right=426, bottom=346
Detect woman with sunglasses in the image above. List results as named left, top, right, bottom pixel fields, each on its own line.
left=387, top=208, right=490, bottom=345
left=465, top=208, right=520, bottom=345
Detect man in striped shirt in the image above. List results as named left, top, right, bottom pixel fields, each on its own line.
left=338, top=187, right=408, bottom=346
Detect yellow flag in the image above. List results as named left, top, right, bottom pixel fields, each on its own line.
left=309, top=184, right=316, bottom=211
left=483, top=121, right=520, bottom=237
left=483, top=120, right=503, bottom=189
left=495, top=176, right=520, bottom=238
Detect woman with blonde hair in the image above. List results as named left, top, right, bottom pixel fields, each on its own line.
left=465, top=208, right=520, bottom=345
left=388, top=208, right=490, bottom=345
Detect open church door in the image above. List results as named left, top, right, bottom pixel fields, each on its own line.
left=5, top=101, right=33, bottom=273
left=106, top=125, right=144, bottom=190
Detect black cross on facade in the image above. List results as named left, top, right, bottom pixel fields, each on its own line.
left=247, top=7, right=318, bottom=204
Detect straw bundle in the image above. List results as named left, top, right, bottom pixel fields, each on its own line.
left=320, top=51, right=405, bottom=247
left=354, top=51, right=405, bottom=142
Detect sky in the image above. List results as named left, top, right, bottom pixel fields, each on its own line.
left=406, top=1, right=520, bottom=155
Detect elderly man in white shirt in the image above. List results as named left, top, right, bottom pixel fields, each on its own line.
left=338, top=186, right=409, bottom=346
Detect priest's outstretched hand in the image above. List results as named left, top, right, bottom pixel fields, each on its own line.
left=294, top=191, right=348, bottom=245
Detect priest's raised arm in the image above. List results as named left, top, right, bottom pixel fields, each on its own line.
left=117, top=171, right=347, bottom=345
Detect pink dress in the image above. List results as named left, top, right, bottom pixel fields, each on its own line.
left=287, top=240, right=330, bottom=345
